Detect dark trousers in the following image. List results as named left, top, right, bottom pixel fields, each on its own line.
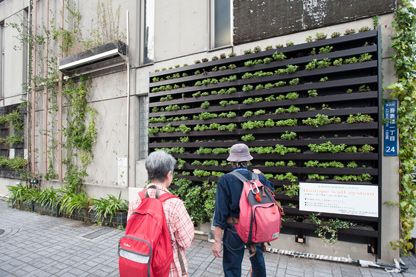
left=222, top=223, right=266, bottom=277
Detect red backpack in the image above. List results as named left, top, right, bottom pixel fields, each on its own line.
left=230, top=171, right=283, bottom=245
left=118, top=185, right=178, bottom=277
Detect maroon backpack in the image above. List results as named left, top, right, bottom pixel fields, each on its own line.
left=230, top=171, right=283, bottom=244
left=119, top=185, right=178, bottom=277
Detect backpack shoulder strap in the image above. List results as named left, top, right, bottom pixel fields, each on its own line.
left=229, top=171, right=249, bottom=182
left=158, top=192, right=179, bottom=203
left=229, top=171, right=259, bottom=182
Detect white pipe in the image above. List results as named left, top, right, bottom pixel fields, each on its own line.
left=126, top=10, right=130, bottom=188
left=26, top=1, right=31, bottom=166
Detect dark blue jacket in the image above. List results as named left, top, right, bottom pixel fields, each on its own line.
left=213, top=168, right=275, bottom=230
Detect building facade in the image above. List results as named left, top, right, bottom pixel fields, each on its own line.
left=0, top=0, right=401, bottom=263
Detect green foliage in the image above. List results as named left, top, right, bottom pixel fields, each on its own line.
left=309, top=141, right=346, bottom=154
left=273, top=51, right=286, bottom=61
left=309, top=214, right=355, bottom=245
left=346, top=114, right=374, bottom=124
left=302, top=114, right=341, bottom=127
left=91, top=192, right=128, bottom=222
left=170, top=178, right=216, bottom=225
left=62, top=77, right=98, bottom=193
left=280, top=131, right=297, bottom=140
left=242, top=134, right=255, bottom=142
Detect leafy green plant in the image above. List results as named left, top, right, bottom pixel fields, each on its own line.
left=346, top=114, right=374, bottom=124
left=309, top=214, right=355, bottom=245
left=302, top=114, right=341, bottom=127
left=344, top=28, right=356, bottom=35
left=331, top=32, right=341, bottom=38
left=241, top=134, right=255, bottom=142
left=273, top=51, right=286, bottom=61
left=289, top=78, right=300, bottom=86
left=281, top=131, right=297, bottom=140
left=91, top=192, right=128, bottom=223
left=308, top=89, right=318, bottom=97
left=319, top=46, right=333, bottom=54
left=309, top=141, right=346, bottom=154
left=315, top=32, right=327, bottom=40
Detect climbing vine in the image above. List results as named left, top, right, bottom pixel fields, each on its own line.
left=62, top=77, right=98, bottom=194
left=386, top=0, right=416, bottom=255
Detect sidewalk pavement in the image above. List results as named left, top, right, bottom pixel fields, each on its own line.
left=1, top=199, right=416, bottom=277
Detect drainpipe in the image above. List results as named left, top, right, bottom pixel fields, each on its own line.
left=30, top=0, right=37, bottom=173
left=26, top=1, right=31, bottom=171
left=43, top=0, right=49, bottom=176
left=126, top=10, right=130, bottom=188
left=57, top=0, right=64, bottom=182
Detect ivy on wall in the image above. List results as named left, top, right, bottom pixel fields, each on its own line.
left=387, top=0, right=416, bottom=255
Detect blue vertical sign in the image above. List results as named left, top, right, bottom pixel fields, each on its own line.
left=384, top=100, right=398, bottom=156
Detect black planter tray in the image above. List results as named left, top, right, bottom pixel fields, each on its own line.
left=150, top=137, right=378, bottom=148
left=149, top=73, right=378, bottom=101
left=149, top=106, right=378, bottom=127
left=171, top=152, right=378, bottom=161
left=282, top=206, right=379, bottom=223
left=282, top=221, right=378, bottom=238
left=252, top=166, right=378, bottom=176
left=150, top=47, right=377, bottom=88
left=149, top=30, right=377, bottom=77
left=149, top=121, right=378, bottom=139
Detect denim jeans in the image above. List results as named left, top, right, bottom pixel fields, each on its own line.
left=223, top=223, right=266, bottom=277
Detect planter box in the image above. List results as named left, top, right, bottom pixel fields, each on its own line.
left=21, top=200, right=35, bottom=211
left=34, top=203, right=61, bottom=217
left=59, top=40, right=127, bottom=74
left=89, top=210, right=127, bottom=228
left=61, top=207, right=90, bottom=221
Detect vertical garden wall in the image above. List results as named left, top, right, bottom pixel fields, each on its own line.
left=148, top=28, right=382, bottom=256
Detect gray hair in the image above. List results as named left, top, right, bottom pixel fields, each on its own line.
left=145, top=150, right=176, bottom=183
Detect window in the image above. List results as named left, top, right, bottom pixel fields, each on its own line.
left=211, top=0, right=231, bottom=49
left=142, top=0, right=154, bottom=64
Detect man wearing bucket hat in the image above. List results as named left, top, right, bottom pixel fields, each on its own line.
left=212, top=143, right=274, bottom=276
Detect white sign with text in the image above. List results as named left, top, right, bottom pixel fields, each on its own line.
left=299, top=182, right=378, bottom=217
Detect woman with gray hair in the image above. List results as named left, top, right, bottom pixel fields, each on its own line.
left=128, top=150, right=194, bottom=276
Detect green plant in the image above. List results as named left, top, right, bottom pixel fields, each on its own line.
left=359, top=26, right=371, bottom=32
left=302, top=114, right=341, bottom=127
left=273, top=51, right=286, bottom=61
left=289, top=78, right=300, bottom=86
left=319, top=46, right=333, bottom=54
left=344, top=29, right=356, bottom=35
left=305, top=59, right=317, bottom=70
left=91, top=192, right=128, bottom=223
left=346, top=114, right=374, bottom=124
left=307, top=174, right=328, bottom=181
left=201, top=101, right=210, bottom=109
left=309, top=214, right=355, bottom=244
left=241, top=134, right=255, bottom=142
left=315, top=32, right=327, bottom=40
left=331, top=32, right=341, bottom=38
left=333, top=58, right=343, bottom=67
left=309, top=141, right=346, bottom=154
left=281, top=131, right=297, bottom=140
left=320, top=76, right=328, bottom=82
left=306, top=36, right=313, bottom=43
left=286, top=65, right=298, bottom=74
left=308, top=89, right=318, bottom=97
left=347, top=161, right=358, bottom=168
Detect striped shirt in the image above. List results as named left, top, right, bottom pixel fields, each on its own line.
left=128, top=184, right=194, bottom=277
